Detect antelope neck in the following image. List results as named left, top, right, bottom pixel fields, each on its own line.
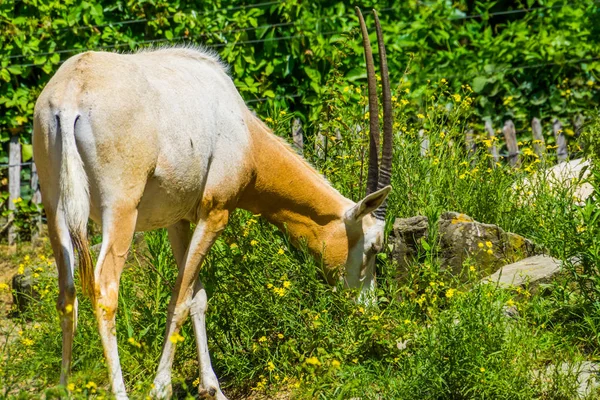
left=238, top=114, right=353, bottom=255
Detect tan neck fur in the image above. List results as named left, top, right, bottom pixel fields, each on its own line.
left=238, top=114, right=354, bottom=264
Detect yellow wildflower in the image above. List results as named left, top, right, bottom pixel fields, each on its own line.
left=267, top=361, right=275, bottom=371
left=305, top=356, right=321, bottom=366
left=470, top=266, right=476, bottom=272
left=486, top=249, right=493, bottom=255
left=440, top=78, right=447, bottom=84
left=400, top=99, right=409, bottom=106
left=65, top=304, right=73, bottom=314
left=282, top=281, right=291, bottom=289
left=258, top=336, right=267, bottom=342
left=417, top=113, right=425, bottom=119
left=331, top=359, right=341, bottom=368
left=169, top=332, right=185, bottom=344
left=277, top=333, right=284, bottom=339
left=391, top=96, right=397, bottom=102
left=446, top=288, right=456, bottom=298
left=343, top=86, right=349, bottom=92
left=21, top=338, right=34, bottom=346
left=478, top=242, right=484, bottom=248
left=452, top=94, right=461, bottom=102
left=67, top=383, right=75, bottom=391
left=279, top=110, right=286, bottom=116
left=250, top=240, right=258, bottom=246
left=0, top=283, right=9, bottom=291
left=485, top=241, right=492, bottom=248
left=480, top=367, right=485, bottom=373
left=506, top=299, right=515, bottom=307
left=277, top=248, right=285, bottom=255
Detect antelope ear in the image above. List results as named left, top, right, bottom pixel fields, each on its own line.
left=344, top=186, right=391, bottom=222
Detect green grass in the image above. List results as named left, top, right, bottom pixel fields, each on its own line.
left=2, top=78, right=600, bottom=399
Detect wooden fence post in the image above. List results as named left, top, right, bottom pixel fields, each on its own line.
left=465, top=128, right=476, bottom=164
left=31, top=160, right=42, bottom=242
left=315, top=125, right=326, bottom=160
left=484, top=120, right=499, bottom=166
left=8, top=135, right=21, bottom=249
left=573, top=114, right=585, bottom=138
left=292, top=118, right=303, bottom=154
left=502, top=120, right=520, bottom=167
left=418, top=129, right=429, bottom=157
left=531, top=117, right=546, bottom=158
left=553, top=119, right=568, bottom=163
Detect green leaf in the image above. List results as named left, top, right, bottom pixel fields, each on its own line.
left=472, top=77, right=488, bottom=93
left=7, top=66, right=22, bottom=75
left=22, top=144, right=33, bottom=162
left=0, top=69, right=9, bottom=82
left=264, top=62, right=274, bottom=76
left=421, top=238, right=431, bottom=251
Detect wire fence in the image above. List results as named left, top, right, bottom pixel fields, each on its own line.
left=4, top=2, right=594, bottom=65
left=1, top=2, right=596, bottom=214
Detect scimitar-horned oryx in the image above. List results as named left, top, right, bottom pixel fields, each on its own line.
left=33, top=7, right=393, bottom=400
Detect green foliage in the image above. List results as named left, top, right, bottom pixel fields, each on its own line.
left=2, top=76, right=600, bottom=398
left=1, top=0, right=599, bottom=147
left=2, top=0, right=599, bottom=237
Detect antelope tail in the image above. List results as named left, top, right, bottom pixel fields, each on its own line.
left=57, top=112, right=95, bottom=304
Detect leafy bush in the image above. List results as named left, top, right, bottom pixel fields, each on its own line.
left=2, top=73, right=599, bottom=398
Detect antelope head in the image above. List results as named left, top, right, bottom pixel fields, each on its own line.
left=319, top=8, right=393, bottom=300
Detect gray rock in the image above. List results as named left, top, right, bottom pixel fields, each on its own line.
left=481, top=255, right=561, bottom=289
left=535, top=361, right=600, bottom=399
left=390, top=216, right=429, bottom=275
left=438, top=212, right=538, bottom=276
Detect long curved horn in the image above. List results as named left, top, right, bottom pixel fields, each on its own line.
left=356, top=7, right=380, bottom=196
left=372, top=9, right=393, bottom=221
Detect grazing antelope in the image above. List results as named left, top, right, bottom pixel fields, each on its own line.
left=32, top=7, right=392, bottom=400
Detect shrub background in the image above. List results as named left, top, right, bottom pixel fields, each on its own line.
left=1, top=0, right=599, bottom=164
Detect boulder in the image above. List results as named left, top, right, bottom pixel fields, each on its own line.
left=389, top=216, right=428, bottom=274
left=481, top=255, right=561, bottom=289
left=438, top=212, right=538, bottom=276
left=520, top=158, right=593, bottom=206
left=534, top=361, right=600, bottom=399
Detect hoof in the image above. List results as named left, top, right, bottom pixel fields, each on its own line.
left=199, top=385, right=228, bottom=400
left=150, top=383, right=172, bottom=399
left=198, top=387, right=217, bottom=398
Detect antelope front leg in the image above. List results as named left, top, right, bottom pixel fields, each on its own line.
left=190, top=280, right=226, bottom=399
left=151, top=209, right=230, bottom=400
